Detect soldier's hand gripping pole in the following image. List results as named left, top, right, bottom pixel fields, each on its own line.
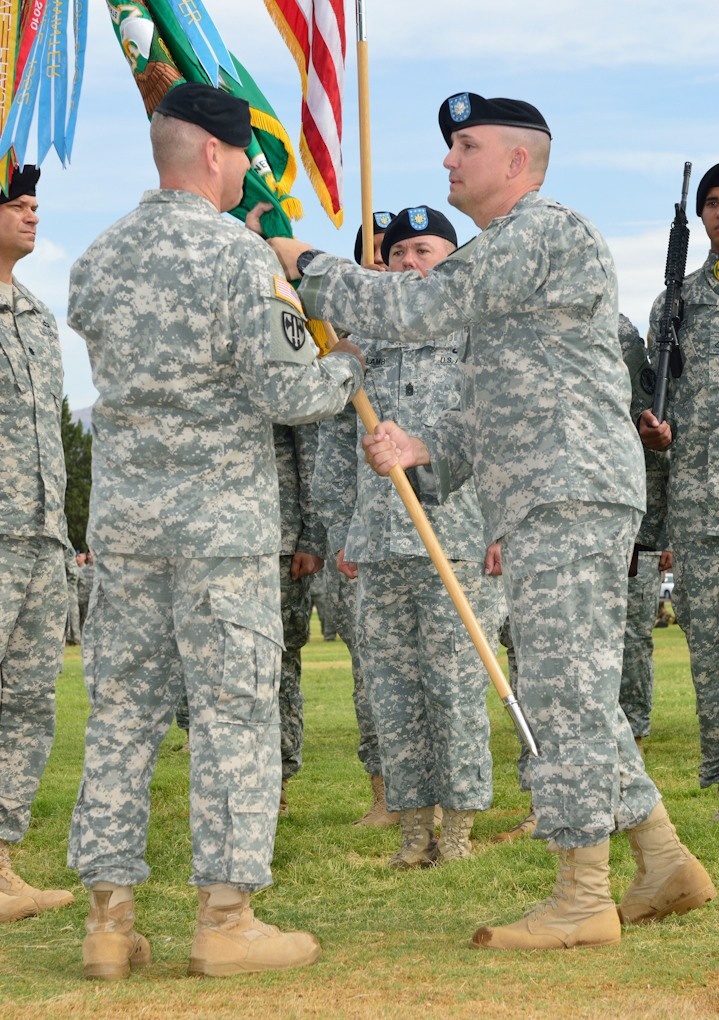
left=318, top=321, right=539, bottom=756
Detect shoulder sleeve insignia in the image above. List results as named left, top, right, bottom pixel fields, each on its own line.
left=273, top=275, right=304, bottom=315
left=282, top=311, right=306, bottom=351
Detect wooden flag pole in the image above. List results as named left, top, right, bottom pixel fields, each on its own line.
left=355, top=0, right=375, bottom=266
left=323, top=323, right=538, bottom=755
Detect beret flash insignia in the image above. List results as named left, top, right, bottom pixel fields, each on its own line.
left=408, top=207, right=429, bottom=231
left=374, top=211, right=393, bottom=229
left=449, top=93, right=471, bottom=123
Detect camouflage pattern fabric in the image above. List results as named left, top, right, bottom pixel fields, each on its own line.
left=69, top=553, right=282, bottom=890
left=617, top=314, right=670, bottom=551
left=299, top=192, right=646, bottom=544
left=69, top=190, right=363, bottom=560
left=78, top=560, right=95, bottom=631
left=313, top=408, right=380, bottom=774
left=502, top=502, right=660, bottom=847
left=356, top=557, right=503, bottom=811
left=67, top=188, right=363, bottom=889
left=650, top=252, right=719, bottom=786
left=0, top=280, right=68, bottom=844
left=312, top=333, right=502, bottom=808
left=619, top=552, right=661, bottom=739
left=65, top=546, right=81, bottom=644
left=274, top=423, right=325, bottom=780
left=671, top=539, right=719, bottom=785
left=0, top=536, right=67, bottom=842
left=278, top=554, right=311, bottom=780
left=298, top=191, right=659, bottom=845
left=0, top=282, right=68, bottom=546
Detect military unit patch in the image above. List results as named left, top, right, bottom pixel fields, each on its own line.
left=713, top=260, right=719, bottom=282
left=282, top=311, right=306, bottom=351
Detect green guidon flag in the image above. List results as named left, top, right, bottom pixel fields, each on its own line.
left=107, top=0, right=302, bottom=237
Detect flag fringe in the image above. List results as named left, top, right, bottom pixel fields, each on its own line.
left=300, top=134, right=343, bottom=227
left=249, top=104, right=297, bottom=196
left=262, top=1, right=309, bottom=96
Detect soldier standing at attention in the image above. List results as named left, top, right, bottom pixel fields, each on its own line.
left=313, top=206, right=504, bottom=866
left=274, top=421, right=326, bottom=817
left=66, top=83, right=363, bottom=981
left=644, top=164, right=719, bottom=812
left=264, top=91, right=715, bottom=951
left=0, top=165, right=75, bottom=922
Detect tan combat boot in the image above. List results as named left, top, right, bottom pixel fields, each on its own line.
left=352, top=774, right=400, bottom=827
left=83, top=884, right=152, bottom=980
left=436, top=810, right=475, bottom=862
left=618, top=802, right=716, bottom=925
left=471, top=840, right=621, bottom=950
left=388, top=807, right=438, bottom=870
left=0, top=839, right=74, bottom=922
left=188, top=885, right=321, bottom=976
left=491, top=805, right=537, bottom=843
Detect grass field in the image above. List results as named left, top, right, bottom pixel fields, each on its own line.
left=0, top=618, right=717, bottom=1019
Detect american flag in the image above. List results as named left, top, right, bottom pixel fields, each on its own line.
left=263, top=0, right=346, bottom=227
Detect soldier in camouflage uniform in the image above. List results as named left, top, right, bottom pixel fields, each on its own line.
left=267, top=92, right=714, bottom=949
left=66, top=84, right=363, bottom=981
left=313, top=403, right=396, bottom=826
left=274, top=422, right=326, bottom=816
left=312, top=207, right=505, bottom=867
left=0, top=166, right=74, bottom=922
left=617, top=315, right=670, bottom=746
left=646, top=164, right=719, bottom=807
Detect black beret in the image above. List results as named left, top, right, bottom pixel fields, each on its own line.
left=154, top=82, right=252, bottom=148
left=438, top=92, right=551, bottom=146
left=0, top=164, right=40, bottom=204
left=380, top=206, right=457, bottom=265
left=353, top=210, right=395, bottom=264
left=696, top=163, right=719, bottom=216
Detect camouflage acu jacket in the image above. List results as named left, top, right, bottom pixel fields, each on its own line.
left=312, top=331, right=487, bottom=562
left=69, top=189, right=362, bottom=557
left=650, top=251, right=719, bottom=540
left=300, top=191, right=645, bottom=543
left=0, top=280, right=67, bottom=544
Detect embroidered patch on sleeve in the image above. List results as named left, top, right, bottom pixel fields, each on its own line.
left=273, top=276, right=305, bottom=315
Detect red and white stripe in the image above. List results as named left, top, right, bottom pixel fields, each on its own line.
left=263, top=0, right=346, bottom=227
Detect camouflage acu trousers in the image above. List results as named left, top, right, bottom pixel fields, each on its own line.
left=502, top=502, right=660, bottom=849
left=0, top=535, right=66, bottom=843
left=69, top=552, right=282, bottom=891
left=619, top=552, right=660, bottom=738
left=330, top=563, right=381, bottom=776
left=279, top=555, right=311, bottom=780
left=356, top=556, right=504, bottom=812
left=672, top=538, right=719, bottom=787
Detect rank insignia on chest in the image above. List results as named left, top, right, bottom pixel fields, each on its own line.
left=282, top=312, right=306, bottom=351
left=713, top=260, right=719, bottom=282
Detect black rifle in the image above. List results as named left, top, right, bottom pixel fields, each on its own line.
left=652, top=161, right=692, bottom=422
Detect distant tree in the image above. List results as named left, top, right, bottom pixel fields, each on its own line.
left=61, top=396, right=92, bottom=551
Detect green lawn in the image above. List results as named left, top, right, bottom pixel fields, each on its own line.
left=0, top=620, right=717, bottom=1019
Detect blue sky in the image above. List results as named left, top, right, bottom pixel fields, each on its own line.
left=15, top=1, right=717, bottom=411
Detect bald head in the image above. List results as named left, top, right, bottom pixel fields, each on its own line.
left=150, top=110, right=250, bottom=212
left=498, top=125, right=550, bottom=183
left=150, top=111, right=210, bottom=179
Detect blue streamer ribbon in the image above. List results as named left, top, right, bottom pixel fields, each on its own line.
left=164, top=0, right=240, bottom=86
